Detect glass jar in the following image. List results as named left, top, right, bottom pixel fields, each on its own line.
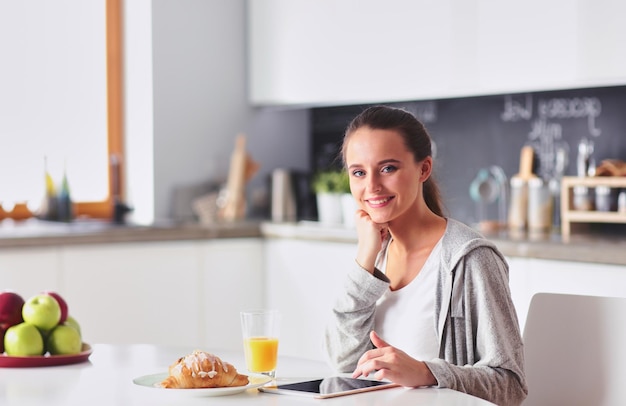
left=508, top=177, right=528, bottom=230
left=528, top=178, right=553, bottom=231
left=595, top=186, right=614, bottom=212
left=573, top=186, right=594, bottom=211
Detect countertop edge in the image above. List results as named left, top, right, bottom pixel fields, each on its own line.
left=2, top=219, right=626, bottom=266
left=0, top=220, right=262, bottom=249
left=261, top=222, right=626, bottom=266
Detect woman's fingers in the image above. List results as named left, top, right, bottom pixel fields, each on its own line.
left=352, top=351, right=380, bottom=378
left=352, top=332, right=390, bottom=378
left=370, top=330, right=390, bottom=348
left=352, top=332, right=436, bottom=387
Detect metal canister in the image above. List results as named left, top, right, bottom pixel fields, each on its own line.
left=271, top=169, right=297, bottom=222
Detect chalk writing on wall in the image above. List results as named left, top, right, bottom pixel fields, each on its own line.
left=397, top=101, right=438, bottom=123
left=501, top=94, right=603, bottom=179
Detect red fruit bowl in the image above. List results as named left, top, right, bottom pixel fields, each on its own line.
left=0, top=343, right=92, bottom=368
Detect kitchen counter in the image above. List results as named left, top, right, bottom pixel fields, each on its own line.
left=261, top=221, right=626, bottom=266
left=0, top=218, right=261, bottom=249
left=2, top=218, right=625, bottom=266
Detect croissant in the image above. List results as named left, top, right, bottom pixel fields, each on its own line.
left=159, top=350, right=249, bottom=389
left=595, top=159, right=626, bottom=177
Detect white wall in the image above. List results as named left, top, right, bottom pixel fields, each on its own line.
left=124, top=0, right=155, bottom=225
left=145, top=0, right=310, bottom=222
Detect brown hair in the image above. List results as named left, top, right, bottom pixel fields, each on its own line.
left=341, top=105, right=445, bottom=217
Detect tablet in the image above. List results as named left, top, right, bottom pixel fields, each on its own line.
left=258, top=376, right=399, bottom=399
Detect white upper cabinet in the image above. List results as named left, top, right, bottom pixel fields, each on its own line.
left=247, top=0, right=626, bottom=106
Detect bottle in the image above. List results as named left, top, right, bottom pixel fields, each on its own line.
left=57, top=164, right=73, bottom=222
left=43, top=156, right=58, bottom=220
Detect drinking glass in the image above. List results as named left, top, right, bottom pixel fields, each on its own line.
left=240, top=310, right=280, bottom=378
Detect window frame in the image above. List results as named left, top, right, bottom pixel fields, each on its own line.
left=74, top=0, right=124, bottom=219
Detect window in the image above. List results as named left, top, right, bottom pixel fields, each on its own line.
left=0, top=0, right=123, bottom=219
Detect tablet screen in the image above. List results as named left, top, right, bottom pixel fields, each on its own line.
left=259, top=377, right=398, bottom=398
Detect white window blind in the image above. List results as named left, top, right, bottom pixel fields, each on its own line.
left=0, top=0, right=108, bottom=211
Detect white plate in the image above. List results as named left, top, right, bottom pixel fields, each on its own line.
left=133, top=372, right=272, bottom=397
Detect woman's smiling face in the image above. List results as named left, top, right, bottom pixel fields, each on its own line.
left=344, top=126, right=426, bottom=224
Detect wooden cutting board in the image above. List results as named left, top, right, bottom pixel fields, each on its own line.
left=219, top=134, right=260, bottom=221
left=514, top=145, right=536, bottom=181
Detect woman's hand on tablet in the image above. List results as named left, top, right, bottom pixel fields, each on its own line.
left=352, top=331, right=437, bottom=388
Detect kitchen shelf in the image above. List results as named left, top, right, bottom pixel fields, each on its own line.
left=561, top=176, right=626, bottom=241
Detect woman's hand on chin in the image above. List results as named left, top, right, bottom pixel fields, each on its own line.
left=354, top=210, right=388, bottom=273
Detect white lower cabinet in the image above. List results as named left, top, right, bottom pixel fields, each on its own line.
left=263, top=239, right=626, bottom=362
left=0, top=247, right=61, bottom=297
left=62, top=241, right=202, bottom=347
left=4, top=237, right=626, bottom=359
left=0, top=238, right=264, bottom=349
left=197, top=239, right=264, bottom=352
left=264, top=238, right=355, bottom=362
left=507, top=256, right=626, bottom=333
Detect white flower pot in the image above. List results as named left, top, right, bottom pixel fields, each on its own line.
left=316, top=193, right=343, bottom=225
left=340, top=193, right=358, bottom=228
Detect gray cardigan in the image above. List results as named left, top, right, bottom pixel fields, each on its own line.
left=323, top=218, right=528, bottom=406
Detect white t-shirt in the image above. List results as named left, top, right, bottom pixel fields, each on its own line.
left=374, top=239, right=441, bottom=361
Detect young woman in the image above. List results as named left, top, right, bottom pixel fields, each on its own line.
left=323, top=106, right=527, bottom=405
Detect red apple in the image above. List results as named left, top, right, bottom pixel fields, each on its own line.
left=1, top=325, right=6, bottom=353
left=0, top=291, right=25, bottom=329
left=42, top=291, right=68, bottom=324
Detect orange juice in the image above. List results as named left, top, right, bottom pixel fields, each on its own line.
left=243, top=336, right=279, bottom=372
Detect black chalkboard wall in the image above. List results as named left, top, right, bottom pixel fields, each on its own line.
left=311, top=85, right=626, bottom=226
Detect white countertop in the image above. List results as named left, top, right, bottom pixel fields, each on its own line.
left=0, top=344, right=495, bottom=405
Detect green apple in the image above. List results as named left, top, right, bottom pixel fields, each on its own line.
left=22, top=294, right=61, bottom=331
left=41, top=291, right=69, bottom=324
left=64, top=315, right=81, bottom=338
left=46, top=325, right=82, bottom=355
left=4, top=322, right=44, bottom=356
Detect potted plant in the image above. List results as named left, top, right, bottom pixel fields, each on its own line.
left=337, top=172, right=358, bottom=228
left=312, top=170, right=346, bottom=225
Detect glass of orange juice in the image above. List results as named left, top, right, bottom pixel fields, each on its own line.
left=240, top=310, right=280, bottom=378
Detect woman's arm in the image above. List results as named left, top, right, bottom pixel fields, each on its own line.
left=427, top=246, right=528, bottom=406
left=323, top=264, right=389, bottom=372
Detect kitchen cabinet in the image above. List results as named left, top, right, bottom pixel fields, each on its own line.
left=5, top=230, right=626, bottom=360
left=62, top=241, right=203, bottom=347
left=262, top=236, right=626, bottom=356
left=507, top=256, right=626, bottom=332
left=0, top=238, right=264, bottom=349
left=264, top=238, right=355, bottom=362
left=197, top=239, right=264, bottom=351
left=248, top=0, right=626, bottom=106
left=0, top=247, right=61, bottom=295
